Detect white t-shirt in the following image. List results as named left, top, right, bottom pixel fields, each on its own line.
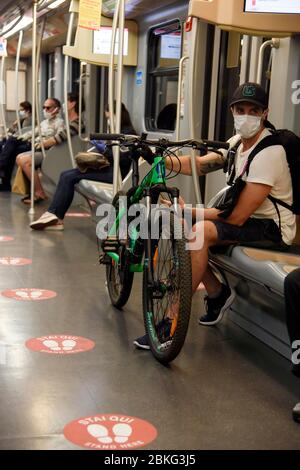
left=226, top=129, right=296, bottom=245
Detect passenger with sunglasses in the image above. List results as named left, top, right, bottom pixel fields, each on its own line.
left=16, top=98, right=65, bottom=203
left=0, top=98, right=65, bottom=193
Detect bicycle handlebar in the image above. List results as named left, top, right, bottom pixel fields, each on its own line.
left=89, top=133, right=229, bottom=150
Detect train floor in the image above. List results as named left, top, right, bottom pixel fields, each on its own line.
left=0, top=191, right=300, bottom=450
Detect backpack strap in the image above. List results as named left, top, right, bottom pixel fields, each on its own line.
left=244, top=134, right=281, bottom=176
left=226, top=140, right=241, bottom=186
left=244, top=134, right=293, bottom=212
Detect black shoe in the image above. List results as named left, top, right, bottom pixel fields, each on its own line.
left=292, top=403, right=300, bottom=423
left=133, top=318, right=172, bottom=350
left=198, top=284, right=235, bottom=326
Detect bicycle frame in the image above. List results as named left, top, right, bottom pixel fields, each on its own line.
left=105, top=155, right=171, bottom=272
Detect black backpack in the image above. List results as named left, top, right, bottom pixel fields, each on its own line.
left=228, top=129, right=300, bottom=215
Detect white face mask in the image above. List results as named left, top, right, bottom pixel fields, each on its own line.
left=233, top=114, right=263, bottom=139
left=19, top=110, right=26, bottom=118
left=43, top=110, right=53, bottom=120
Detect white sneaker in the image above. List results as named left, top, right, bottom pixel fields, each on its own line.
left=44, top=222, right=64, bottom=231
left=30, top=212, right=59, bottom=230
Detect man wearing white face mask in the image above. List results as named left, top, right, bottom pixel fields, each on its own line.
left=134, top=82, right=296, bottom=350
left=15, top=98, right=65, bottom=202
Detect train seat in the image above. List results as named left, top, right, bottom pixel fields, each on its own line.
left=41, top=136, right=86, bottom=185
left=207, top=187, right=300, bottom=358
left=75, top=159, right=150, bottom=206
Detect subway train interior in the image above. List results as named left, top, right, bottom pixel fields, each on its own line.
left=0, top=0, right=300, bottom=452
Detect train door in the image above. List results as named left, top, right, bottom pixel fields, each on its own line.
left=190, top=26, right=275, bottom=204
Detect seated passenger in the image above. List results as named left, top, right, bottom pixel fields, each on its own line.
left=29, top=102, right=136, bottom=230
left=0, top=98, right=64, bottom=192
left=16, top=94, right=80, bottom=203
left=134, top=82, right=296, bottom=349
left=7, top=100, right=32, bottom=137
left=284, top=268, right=300, bottom=421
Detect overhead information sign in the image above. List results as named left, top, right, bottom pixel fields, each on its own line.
left=0, top=37, right=7, bottom=57
left=93, top=28, right=129, bottom=56
left=244, top=0, right=300, bottom=14
left=160, top=34, right=181, bottom=60
left=79, top=0, right=102, bottom=30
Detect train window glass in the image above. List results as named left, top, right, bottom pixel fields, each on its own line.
left=214, top=31, right=242, bottom=141
left=145, top=20, right=182, bottom=132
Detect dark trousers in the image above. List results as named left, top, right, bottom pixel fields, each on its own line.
left=48, top=167, right=114, bottom=219
left=0, top=137, right=31, bottom=188
left=284, top=268, right=300, bottom=345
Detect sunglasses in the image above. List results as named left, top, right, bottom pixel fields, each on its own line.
left=43, top=106, right=54, bottom=110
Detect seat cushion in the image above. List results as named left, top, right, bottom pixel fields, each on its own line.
left=76, top=180, right=113, bottom=205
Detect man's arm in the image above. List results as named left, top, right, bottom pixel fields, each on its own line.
left=190, top=182, right=272, bottom=225
left=165, top=151, right=226, bottom=176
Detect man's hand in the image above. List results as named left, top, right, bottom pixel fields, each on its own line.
left=160, top=195, right=185, bottom=209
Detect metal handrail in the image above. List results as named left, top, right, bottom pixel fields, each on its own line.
left=257, top=38, right=280, bottom=84
left=78, top=64, right=89, bottom=142
left=113, top=0, right=125, bottom=195
left=15, top=30, right=23, bottom=135
left=63, top=10, right=76, bottom=167
left=47, top=76, right=57, bottom=97
left=35, top=18, right=46, bottom=161
left=29, top=0, right=38, bottom=214
left=188, top=18, right=201, bottom=204
left=175, top=55, right=189, bottom=142
left=0, top=57, right=8, bottom=139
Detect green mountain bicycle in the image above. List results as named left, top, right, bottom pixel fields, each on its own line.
left=90, top=133, right=229, bottom=364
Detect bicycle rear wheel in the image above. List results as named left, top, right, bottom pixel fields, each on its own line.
left=105, top=191, right=134, bottom=308
left=143, top=212, right=192, bottom=363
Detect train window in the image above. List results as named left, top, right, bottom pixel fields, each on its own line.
left=145, top=20, right=182, bottom=132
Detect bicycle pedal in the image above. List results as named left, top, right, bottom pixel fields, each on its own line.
left=101, top=237, right=120, bottom=253
left=99, top=253, right=112, bottom=265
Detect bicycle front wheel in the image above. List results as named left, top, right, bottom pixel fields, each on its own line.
left=143, top=212, right=192, bottom=364
left=105, top=191, right=134, bottom=308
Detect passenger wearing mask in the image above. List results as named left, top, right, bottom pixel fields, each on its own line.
left=7, top=101, right=32, bottom=136
left=30, top=102, right=136, bottom=230
left=134, top=82, right=296, bottom=349
left=0, top=98, right=64, bottom=192
left=16, top=94, right=80, bottom=203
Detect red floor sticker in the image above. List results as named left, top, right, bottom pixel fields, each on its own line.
left=65, top=212, right=91, bottom=218
left=0, top=236, right=14, bottom=242
left=64, top=414, right=157, bottom=450
left=26, top=335, right=95, bottom=354
left=0, top=257, right=32, bottom=266
left=1, top=288, right=57, bottom=301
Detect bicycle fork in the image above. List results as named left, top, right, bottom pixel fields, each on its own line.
left=144, top=185, right=180, bottom=286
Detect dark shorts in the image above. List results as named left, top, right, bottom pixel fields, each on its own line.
left=212, top=217, right=285, bottom=249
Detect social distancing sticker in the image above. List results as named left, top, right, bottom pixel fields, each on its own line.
left=0, top=257, right=32, bottom=266
left=65, top=212, right=91, bottom=218
left=1, top=288, right=57, bottom=301
left=26, top=335, right=95, bottom=354
left=0, top=236, right=14, bottom=242
left=64, top=414, right=157, bottom=450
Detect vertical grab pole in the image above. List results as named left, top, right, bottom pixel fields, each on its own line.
left=0, top=57, right=8, bottom=139
left=175, top=55, right=189, bottom=142
left=35, top=19, right=46, bottom=161
left=29, top=0, right=38, bottom=215
left=188, top=19, right=201, bottom=204
left=108, top=0, right=120, bottom=135
left=113, top=0, right=125, bottom=195
left=64, top=11, right=76, bottom=167
left=15, top=30, right=23, bottom=135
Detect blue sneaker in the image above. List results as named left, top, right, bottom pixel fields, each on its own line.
left=133, top=333, right=150, bottom=350
left=133, top=318, right=172, bottom=350
left=198, top=284, right=235, bottom=326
